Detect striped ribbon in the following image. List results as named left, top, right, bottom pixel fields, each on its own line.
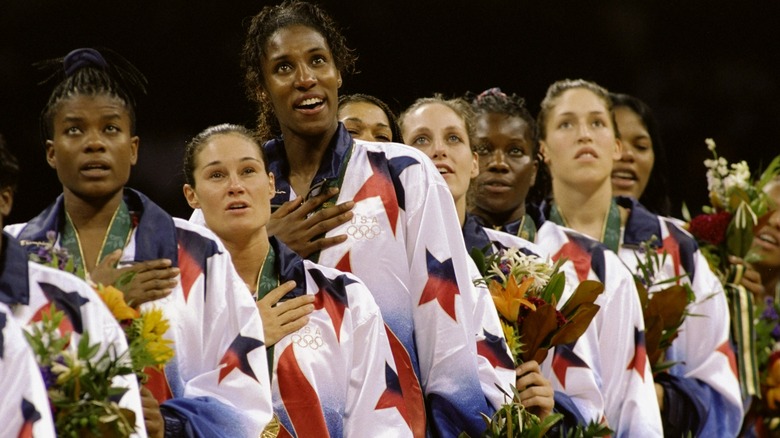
left=727, top=264, right=759, bottom=398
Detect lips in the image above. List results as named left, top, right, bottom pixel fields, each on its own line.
left=435, top=163, right=454, bottom=176
left=575, top=147, right=598, bottom=160
left=226, top=201, right=249, bottom=211
left=294, top=95, right=325, bottom=111
left=79, top=160, right=111, bottom=177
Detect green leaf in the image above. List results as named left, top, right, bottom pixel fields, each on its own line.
left=560, top=280, right=604, bottom=317
left=726, top=217, right=754, bottom=258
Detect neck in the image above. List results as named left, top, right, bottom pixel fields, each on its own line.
left=221, top=228, right=271, bottom=289
left=455, top=195, right=467, bottom=227
left=552, top=179, right=614, bottom=240
left=62, top=189, right=124, bottom=232
left=283, top=124, right=338, bottom=192
left=470, top=204, right=526, bottom=228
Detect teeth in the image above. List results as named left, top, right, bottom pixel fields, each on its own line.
left=613, top=171, right=635, bottom=179
left=299, top=98, right=323, bottom=107
left=760, top=233, right=778, bottom=245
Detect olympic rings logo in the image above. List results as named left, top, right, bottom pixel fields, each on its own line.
left=290, top=333, right=325, bottom=350
left=346, top=224, right=382, bottom=240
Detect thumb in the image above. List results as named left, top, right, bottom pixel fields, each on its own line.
left=98, top=249, right=124, bottom=269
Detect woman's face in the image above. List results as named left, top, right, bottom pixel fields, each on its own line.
left=183, top=133, right=275, bottom=243
left=260, top=25, right=342, bottom=140
left=402, top=102, right=477, bottom=203
left=540, top=88, right=621, bottom=189
left=751, top=210, right=780, bottom=269
left=473, top=112, right=537, bottom=215
left=45, top=93, right=138, bottom=202
left=338, top=101, right=393, bottom=142
left=612, top=105, right=655, bottom=200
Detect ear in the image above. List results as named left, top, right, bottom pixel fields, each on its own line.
left=183, top=184, right=200, bottom=209
left=0, top=187, right=13, bottom=217
left=529, top=155, right=539, bottom=188
left=45, top=140, right=56, bottom=169
left=268, top=172, right=276, bottom=197
left=337, top=72, right=343, bottom=89
left=539, top=140, right=551, bottom=165
left=129, top=136, right=139, bottom=165
left=613, top=138, right=624, bottom=161
left=470, top=151, right=479, bottom=179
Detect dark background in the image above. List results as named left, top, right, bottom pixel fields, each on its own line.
left=2, top=0, right=779, bottom=224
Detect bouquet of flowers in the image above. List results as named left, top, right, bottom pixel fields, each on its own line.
left=24, top=308, right=137, bottom=437
left=632, top=238, right=696, bottom=374
left=468, top=248, right=608, bottom=437
left=683, top=138, right=780, bottom=399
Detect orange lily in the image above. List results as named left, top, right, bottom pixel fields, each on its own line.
left=489, top=275, right=536, bottom=322
left=96, top=285, right=139, bottom=321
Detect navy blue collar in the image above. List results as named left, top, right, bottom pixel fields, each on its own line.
left=0, top=233, right=31, bottom=306
left=17, top=188, right=179, bottom=266
left=462, top=213, right=494, bottom=256
left=270, top=236, right=307, bottom=300
left=266, top=123, right=353, bottom=207
left=615, top=196, right=663, bottom=248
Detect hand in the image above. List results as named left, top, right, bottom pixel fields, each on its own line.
left=267, top=188, right=354, bottom=258
left=91, top=250, right=179, bottom=307
left=515, top=360, right=554, bottom=420
left=257, top=280, right=314, bottom=346
left=140, top=386, right=164, bottom=438
left=729, top=255, right=765, bottom=301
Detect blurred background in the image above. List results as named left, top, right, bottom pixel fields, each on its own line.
left=2, top=0, right=778, bottom=223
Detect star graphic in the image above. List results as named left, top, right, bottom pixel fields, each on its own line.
left=309, top=268, right=354, bottom=342
left=660, top=234, right=683, bottom=280
left=335, top=251, right=352, bottom=273
left=716, top=340, right=739, bottom=379
left=476, top=329, right=514, bottom=370
left=19, top=398, right=41, bottom=438
left=353, top=151, right=418, bottom=236
left=375, top=362, right=409, bottom=424
left=553, top=232, right=607, bottom=283
left=626, top=327, right=647, bottom=382
left=552, top=342, right=589, bottom=388
left=276, top=344, right=329, bottom=436
left=384, top=326, right=426, bottom=437
left=666, top=224, right=697, bottom=279
left=418, top=249, right=460, bottom=321
left=218, top=333, right=264, bottom=383
left=176, top=228, right=220, bottom=302
left=37, top=282, right=89, bottom=334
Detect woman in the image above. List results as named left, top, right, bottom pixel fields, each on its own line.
left=7, top=48, right=273, bottom=437
left=468, top=88, right=541, bottom=241
left=538, top=79, right=741, bottom=436
left=239, top=2, right=490, bottom=435
left=183, top=123, right=408, bottom=437
left=399, top=95, right=606, bottom=429
left=609, top=93, right=671, bottom=217
left=338, top=93, right=402, bottom=143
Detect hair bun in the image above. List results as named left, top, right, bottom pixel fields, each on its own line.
left=63, top=48, right=108, bottom=77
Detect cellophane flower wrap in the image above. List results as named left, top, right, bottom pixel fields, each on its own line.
left=466, top=247, right=608, bottom=438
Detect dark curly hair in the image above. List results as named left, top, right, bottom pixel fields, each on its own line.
left=39, top=48, right=147, bottom=142
left=183, top=123, right=267, bottom=188
left=241, top=0, right=357, bottom=140
left=338, top=93, right=403, bottom=143
left=610, top=92, right=672, bottom=216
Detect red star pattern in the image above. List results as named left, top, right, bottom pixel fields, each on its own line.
left=626, top=327, right=647, bottom=382
left=553, top=241, right=591, bottom=283
left=418, top=250, right=460, bottom=321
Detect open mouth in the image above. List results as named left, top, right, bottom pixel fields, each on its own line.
left=758, top=232, right=779, bottom=246
left=612, top=170, right=637, bottom=181
left=227, top=202, right=249, bottom=211
left=80, top=162, right=110, bottom=176
left=295, top=97, right=324, bottom=110
left=575, top=148, right=598, bottom=160
left=435, top=164, right=454, bottom=176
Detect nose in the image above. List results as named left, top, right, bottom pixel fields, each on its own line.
left=430, top=138, right=447, bottom=158
left=487, top=149, right=509, bottom=173
left=618, top=144, right=635, bottom=162
left=294, top=64, right=317, bottom=90
left=576, top=123, right=593, bottom=142
left=83, top=130, right=107, bottom=153
left=227, top=175, right=245, bottom=195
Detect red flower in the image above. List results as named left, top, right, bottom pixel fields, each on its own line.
left=688, top=211, right=732, bottom=245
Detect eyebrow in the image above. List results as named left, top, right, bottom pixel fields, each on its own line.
left=269, top=46, right=327, bottom=63
left=202, top=157, right=262, bottom=168
left=343, top=117, right=390, bottom=129
left=61, top=113, right=123, bottom=123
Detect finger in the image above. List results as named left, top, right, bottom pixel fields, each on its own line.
left=134, top=267, right=181, bottom=284
left=276, top=293, right=316, bottom=311
left=124, top=258, right=174, bottom=273
left=273, top=197, right=305, bottom=217
left=304, top=208, right=354, bottom=240
left=310, top=234, right=349, bottom=251
left=259, top=281, right=297, bottom=307
left=98, top=249, right=124, bottom=269
left=278, top=314, right=310, bottom=334
left=276, top=303, right=315, bottom=324
left=515, top=360, right=541, bottom=376
left=299, top=187, right=341, bottom=215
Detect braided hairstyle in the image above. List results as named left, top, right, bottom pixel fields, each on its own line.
left=39, top=48, right=147, bottom=142
left=241, top=0, right=357, bottom=141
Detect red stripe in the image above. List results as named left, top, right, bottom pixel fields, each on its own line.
left=385, top=326, right=426, bottom=438
left=313, top=288, right=345, bottom=343
left=277, top=345, right=329, bottom=437
left=178, top=246, right=201, bottom=302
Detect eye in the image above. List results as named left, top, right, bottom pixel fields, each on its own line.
left=208, top=171, right=224, bottom=180
left=374, top=134, right=391, bottom=142
left=474, top=143, right=490, bottom=155
left=242, top=167, right=258, bottom=175
left=558, top=121, right=573, bottom=129
left=592, top=118, right=607, bottom=128
left=275, top=62, right=292, bottom=74
left=508, top=146, right=526, bottom=157
left=105, top=125, right=120, bottom=133
left=413, top=136, right=429, bottom=146
left=65, top=126, right=82, bottom=135
left=447, top=134, right=462, bottom=143
left=634, top=142, right=652, bottom=152
left=312, top=55, right=327, bottom=65
left=346, top=128, right=360, bottom=136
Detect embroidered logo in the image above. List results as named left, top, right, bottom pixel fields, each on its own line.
left=346, top=214, right=382, bottom=240
left=290, top=326, right=325, bottom=350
